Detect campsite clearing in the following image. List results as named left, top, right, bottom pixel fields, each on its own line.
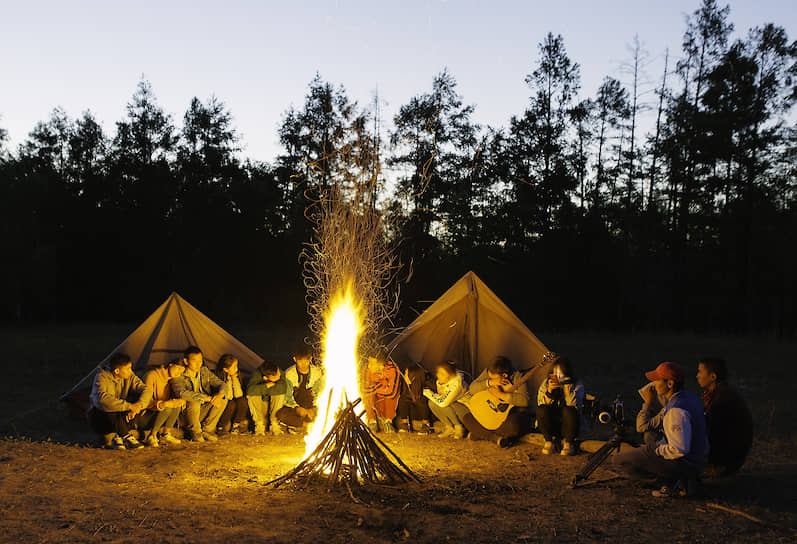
left=1, top=325, right=796, bottom=542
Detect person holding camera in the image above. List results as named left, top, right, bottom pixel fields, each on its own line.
left=612, top=362, right=708, bottom=498
left=536, top=357, right=584, bottom=456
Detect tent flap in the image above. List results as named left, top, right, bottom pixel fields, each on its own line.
left=388, top=271, right=552, bottom=393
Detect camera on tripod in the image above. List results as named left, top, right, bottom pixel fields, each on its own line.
left=584, top=393, right=626, bottom=427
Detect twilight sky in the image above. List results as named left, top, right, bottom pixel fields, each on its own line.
left=1, top=0, right=794, bottom=162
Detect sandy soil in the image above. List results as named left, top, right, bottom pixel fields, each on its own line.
left=1, top=432, right=795, bottom=544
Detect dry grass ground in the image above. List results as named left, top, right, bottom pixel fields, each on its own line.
left=0, top=324, right=795, bottom=543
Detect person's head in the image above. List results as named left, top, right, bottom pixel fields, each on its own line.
left=697, top=357, right=727, bottom=389
left=218, top=354, right=239, bottom=377
left=487, top=356, right=514, bottom=381
left=367, top=347, right=389, bottom=373
left=645, top=362, right=685, bottom=399
left=552, top=356, right=577, bottom=382
left=166, top=359, right=186, bottom=379
left=435, top=361, right=458, bottom=383
left=183, top=346, right=203, bottom=373
left=108, top=353, right=133, bottom=379
left=260, top=360, right=281, bottom=382
left=293, top=345, right=313, bottom=373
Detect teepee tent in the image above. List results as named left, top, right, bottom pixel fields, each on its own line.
left=388, top=271, right=552, bottom=396
left=61, top=292, right=262, bottom=405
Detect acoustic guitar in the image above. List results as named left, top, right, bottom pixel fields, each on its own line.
left=467, top=353, right=556, bottom=430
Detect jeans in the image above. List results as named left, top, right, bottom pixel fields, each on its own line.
left=536, top=404, right=579, bottom=441
left=462, top=410, right=530, bottom=442
left=428, top=401, right=468, bottom=427
left=138, top=407, right=181, bottom=437
left=87, top=407, right=145, bottom=437
left=183, top=398, right=228, bottom=435
left=247, top=395, right=284, bottom=431
left=612, top=444, right=702, bottom=482
left=218, top=397, right=249, bottom=430
left=397, top=394, right=430, bottom=422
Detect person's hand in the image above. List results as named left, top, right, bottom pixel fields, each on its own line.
left=641, top=384, right=655, bottom=405
left=295, top=406, right=308, bottom=418
left=210, top=394, right=224, bottom=408
left=488, top=385, right=506, bottom=400
left=547, top=376, right=560, bottom=393
left=265, top=381, right=275, bottom=388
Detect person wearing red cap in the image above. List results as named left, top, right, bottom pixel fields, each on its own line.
left=612, top=362, right=708, bottom=498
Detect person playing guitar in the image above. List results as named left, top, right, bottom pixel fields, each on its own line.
left=461, top=356, right=532, bottom=447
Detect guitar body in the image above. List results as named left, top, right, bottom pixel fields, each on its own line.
left=469, top=390, right=513, bottom=430
left=465, top=354, right=557, bottom=431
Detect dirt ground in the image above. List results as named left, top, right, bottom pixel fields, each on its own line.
left=1, top=431, right=795, bottom=544
left=1, top=326, right=796, bottom=543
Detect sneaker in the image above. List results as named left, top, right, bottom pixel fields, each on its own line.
left=496, top=437, right=511, bottom=448
left=542, top=441, right=554, bottom=455
left=397, top=419, right=410, bottom=433
left=367, top=420, right=378, bottom=433
left=560, top=441, right=575, bottom=456
left=190, top=431, right=206, bottom=443
left=161, top=433, right=181, bottom=445
left=254, top=425, right=266, bottom=436
left=418, top=422, right=433, bottom=435
left=652, top=483, right=677, bottom=498
left=145, top=434, right=160, bottom=448
left=202, top=431, right=219, bottom=442
left=230, top=424, right=241, bottom=435
left=122, top=434, right=144, bottom=449
left=382, top=420, right=396, bottom=433
left=453, top=425, right=466, bottom=439
left=438, top=426, right=454, bottom=438
left=269, top=423, right=284, bottom=436
left=107, top=435, right=126, bottom=450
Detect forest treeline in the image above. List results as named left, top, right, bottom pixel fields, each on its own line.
left=1, top=0, right=795, bottom=337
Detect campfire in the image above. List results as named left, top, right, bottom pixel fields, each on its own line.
left=267, top=290, right=419, bottom=491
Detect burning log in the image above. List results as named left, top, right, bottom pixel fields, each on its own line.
left=267, top=398, right=419, bottom=491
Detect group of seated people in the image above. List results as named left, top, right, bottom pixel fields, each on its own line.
left=88, top=345, right=322, bottom=448
left=88, top=345, right=753, bottom=498
left=612, top=358, right=753, bottom=497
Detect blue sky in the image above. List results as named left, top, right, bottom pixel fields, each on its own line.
left=1, top=0, right=794, bottom=161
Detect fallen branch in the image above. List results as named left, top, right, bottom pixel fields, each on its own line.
left=706, top=502, right=797, bottom=535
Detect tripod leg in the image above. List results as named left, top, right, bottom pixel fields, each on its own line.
left=570, top=437, right=620, bottom=488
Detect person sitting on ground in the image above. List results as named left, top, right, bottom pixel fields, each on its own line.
left=397, top=366, right=432, bottom=434
left=214, top=354, right=249, bottom=434
left=276, top=346, right=325, bottom=434
left=247, top=360, right=288, bottom=436
left=424, top=361, right=469, bottom=439
left=536, top=356, right=585, bottom=456
left=140, top=359, right=186, bottom=446
left=460, top=356, right=530, bottom=447
left=697, top=357, right=753, bottom=475
left=171, top=346, right=230, bottom=442
left=612, top=362, right=708, bottom=498
left=363, top=348, right=400, bottom=433
left=88, top=352, right=152, bottom=450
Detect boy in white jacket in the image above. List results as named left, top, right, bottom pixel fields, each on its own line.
left=423, top=361, right=469, bottom=439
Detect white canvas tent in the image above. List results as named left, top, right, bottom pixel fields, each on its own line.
left=61, top=292, right=262, bottom=403
left=388, top=271, right=552, bottom=395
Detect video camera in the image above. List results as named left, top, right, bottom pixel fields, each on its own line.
left=584, top=393, right=626, bottom=427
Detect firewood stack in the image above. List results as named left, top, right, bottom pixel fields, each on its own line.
left=267, top=398, right=420, bottom=490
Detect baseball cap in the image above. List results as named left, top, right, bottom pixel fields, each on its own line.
left=645, top=361, right=684, bottom=383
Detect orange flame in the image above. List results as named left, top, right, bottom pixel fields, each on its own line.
left=303, top=288, right=362, bottom=459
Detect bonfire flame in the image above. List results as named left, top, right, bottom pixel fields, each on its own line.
left=303, top=288, right=362, bottom=459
